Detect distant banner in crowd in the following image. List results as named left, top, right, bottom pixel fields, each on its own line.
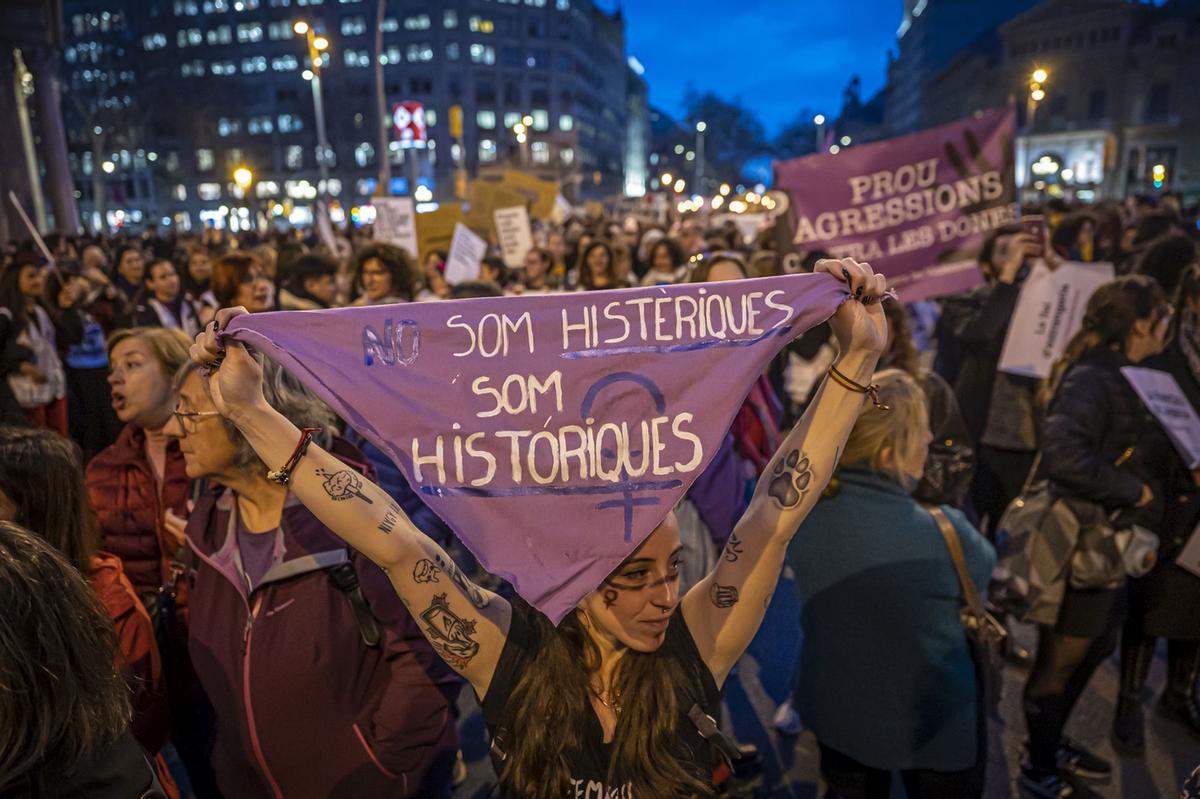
left=1122, top=366, right=1200, bottom=468
left=998, top=260, right=1114, bottom=379
left=774, top=106, right=1017, bottom=301
left=224, top=274, right=848, bottom=622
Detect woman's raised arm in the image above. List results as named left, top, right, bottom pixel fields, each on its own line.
left=682, top=258, right=887, bottom=686
left=192, top=308, right=512, bottom=697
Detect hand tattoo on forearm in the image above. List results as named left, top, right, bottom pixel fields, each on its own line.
left=767, top=449, right=812, bottom=509
left=723, top=532, right=744, bottom=563
left=420, top=593, right=480, bottom=670
left=316, top=468, right=374, bottom=504
left=709, top=582, right=739, bottom=609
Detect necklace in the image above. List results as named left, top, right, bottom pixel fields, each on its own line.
left=589, top=685, right=622, bottom=715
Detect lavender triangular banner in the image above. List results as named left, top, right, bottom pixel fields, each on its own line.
left=225, top=272, right=847, bottom=622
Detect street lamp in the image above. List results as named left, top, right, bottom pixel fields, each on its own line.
left=232, top=165, right=257, bottom=232
left=813, top=113, right=826, bottom=152
left=695, top=120, right=706, bottom=195
left=660, top=172, right=672, bottom=186
left=512, top=118, right=530, bottom=165
left=1027, top=66, right=1048, bottom=133
left=295, top=20, right=332, bottom=182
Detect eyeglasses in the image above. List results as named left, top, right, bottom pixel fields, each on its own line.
left=172, top=403, right=221, bottom=431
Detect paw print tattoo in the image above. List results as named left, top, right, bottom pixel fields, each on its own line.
left=768, top=449, right=812, bottom=509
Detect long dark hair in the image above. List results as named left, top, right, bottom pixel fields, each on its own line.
left=500, top=610, right=714, bottom=798
left=576, top=241, right=618, bottom=291
left=1040, top=275, right=1167, bottom=409
left=0, top=256, right=42, bottom=331
left=0, top=427, right=98, bottom=575
left=0, top=521, right=130, bottom=789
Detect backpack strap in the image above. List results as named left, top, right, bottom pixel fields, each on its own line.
left=329, top=561, right=381, bottom=648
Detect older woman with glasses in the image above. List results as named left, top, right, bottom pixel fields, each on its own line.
left=164, top=356, right=460, bottom=798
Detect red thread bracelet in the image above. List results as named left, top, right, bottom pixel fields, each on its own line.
left=267, top=427, right=323, bottom=485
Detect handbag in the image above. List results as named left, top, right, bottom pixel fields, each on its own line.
left=926, top=505, right=1008, bottom=717
left=145, top=543, right=189, bottom=679
left=914, top=439, right=975, bottom=507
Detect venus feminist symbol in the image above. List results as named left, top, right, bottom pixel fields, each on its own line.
left=581, top=372, right=683, bottom=543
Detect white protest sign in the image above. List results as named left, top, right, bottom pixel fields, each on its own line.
left=494, top=205, right=533, bottom=269
left=373, top=197, right=419, bottom=260
left=444, top=223, right=487, bottom=284
left=998, top=260, right=1114, bottom=379
left=1122, top=366, right=1200, bottom=469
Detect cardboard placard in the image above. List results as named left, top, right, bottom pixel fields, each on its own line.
left=415, top=203, right=463, bottom=264
left=494, top=205, right=534, bottom=269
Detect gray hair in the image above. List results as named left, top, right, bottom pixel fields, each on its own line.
left=174, top=356, right=338, bottom=473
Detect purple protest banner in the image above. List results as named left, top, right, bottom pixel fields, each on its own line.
left=774, top=106, right=1017, bottom=301
left=224, top=274, right=847, bottom=622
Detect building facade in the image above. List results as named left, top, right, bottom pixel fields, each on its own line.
left=61, top=0, right=646, bottom=232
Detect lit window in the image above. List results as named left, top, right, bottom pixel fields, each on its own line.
left=355, top=142, right=374, bottom=167
left=476, top=110, right=496, bottom=129
left=479, top=139, right=497, bottom=163
left=174, top=1, right=200, bottom=14
left=526, top=0, right=545, bottom=5
left=404, top=14, right=430, bottom=30
left=142, top=33, right=168, bottom=50
left=380, top=46, right=401, bottom=65
left=271, top=54, right=298, bottom=71
left=286, top=145, right=303, bottom=169
left=468, top=16, right=494, bottom=33
left=560, top=146, right=574, bottom=165
left=218, top=117, right=241, bottom=136
left=469, top=44, right=494, bottom=64
left=558, top=114, right=573, bottom=131
left=278, top=114, right=303, bottom=132
left=443, top=10, right=458, bottom=28
left=531, top=141, right=549, bottom=163
left=210, top=61, right=236, bottom=75
left=445, top=42, right=460, bottom=60
left=178, top=27, right=203, bottom=46
left=344, top=49, right=370, bottom=67
left=341, top=16, right=366, bottom=35
left=172, top=184, right=187, bottom=201
left=425, top=109, right=437, bottom=126
left=407, top=43, right=434, bottom=62
left=180, top=60, right=206, bottom=76
left=248, top=116, right=274, bottom=135
left=196, top=149, right=215, bottom=171
left=267, top=21, right=293, bottom=39
left=556, top=0, right=569, bottom=9
left=380, top=17, right=398, bottom=32
left=501, top=112, right=518, bottom=129
left=206, top=25, right=232, bottom=45
left=531, top=109, right=549, bottom=131
left=236, top=23, right=262, bottom=42
left=255, top=180, right=279, bottom=197
left=203, top=0, right=230, bottom=12
left=241, top=56, right=267, bottom=73
left=197, top=182, right=222, bottom=201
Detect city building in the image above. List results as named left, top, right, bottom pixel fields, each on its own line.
left=59, top=0, right=648, bottom=232
left=1, top=0, right=80, bottom=242
left=916, top=0, right=1200, bottom=198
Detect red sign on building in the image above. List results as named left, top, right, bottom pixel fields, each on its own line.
left=392, top=102, right=427, bottom=147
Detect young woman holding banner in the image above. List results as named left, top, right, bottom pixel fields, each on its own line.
left=187, top=257, right=888, bottom=798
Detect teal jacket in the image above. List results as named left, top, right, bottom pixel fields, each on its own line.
left=786, top=468, right=995, bottom=771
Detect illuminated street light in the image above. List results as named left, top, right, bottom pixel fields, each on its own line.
left=840, top=135, right=851, bottom=146
left=673, top=178, right=686, bottom=193
left=829, top=144, right=841, bottom=154
left=513, top=122, right=526, bottom=134
left=1030, top=88, right=1046, bottom=102
left=101, top=160, right=115, bottom=174
left=302, top=69, right=314, bottom=81
left=813, top=113, right=826, bottom=126
left=522, top=115, right=533, bottom=127
left=1032, top=67, right=1049, bottom=84
left=719, top=183, right=730, bottom=196
left=293, top=20, right=309, bottom=34
left=233, top=166, right=254, bottom=190
left=696, top=120, right=707, bottom=132
left=313, top=35, right=329, bottom=51
left=674, top=144, right=684, bottom=155
left=660, top=172, right=672, bottom=185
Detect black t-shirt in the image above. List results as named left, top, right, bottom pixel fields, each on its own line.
left=482, top=597, right=722, bottom=797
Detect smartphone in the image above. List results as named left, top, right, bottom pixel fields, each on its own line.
left=1022, top=214, right=1045, bottom=242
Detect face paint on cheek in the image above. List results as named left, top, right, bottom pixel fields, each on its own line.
left=603, top=588, right=619, bottom=609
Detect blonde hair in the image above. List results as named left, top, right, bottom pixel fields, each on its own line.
left=107, top=327, right=192, bottom=378
left=838, top=368, right=928, bottom=484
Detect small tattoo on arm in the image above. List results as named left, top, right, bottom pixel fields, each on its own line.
left=768, top=449, right=812, bottom=509
left=434, top=552, right=490, bottom=609
left=420, top=593, right=480, bottom=671
left=413, top=559, right=440, bottom=583
left=316, top=468, right=374, bottom=504
left=709, top=582, right=739, bottom=609
left=723, top=532, right=744, bottom=563
left=379, top=505, right=399, bottom=534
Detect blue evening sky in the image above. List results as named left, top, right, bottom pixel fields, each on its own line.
left=609, top=0, right=901, bottom=135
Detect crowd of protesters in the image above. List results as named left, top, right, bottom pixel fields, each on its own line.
left=1, top=189, right=1199, bottom=799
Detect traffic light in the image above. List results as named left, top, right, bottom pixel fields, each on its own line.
left=1152, top=163, right=1166, bottom=189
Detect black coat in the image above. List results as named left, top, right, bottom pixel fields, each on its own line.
left=1130, top=342, right=1200, bottom=639
left=0, top=309, right=33, bottom=425
left=950, top=281, right=1025, bottom=443
left=1038, top=347, right=1158, bottom=517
